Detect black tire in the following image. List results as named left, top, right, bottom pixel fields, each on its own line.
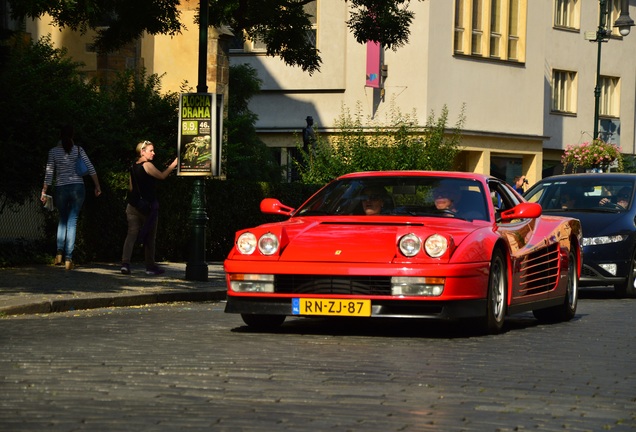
left=533, top=250, right=578, bottom=322
left=615, top=251, right=636, bottom=298
left=483, top=249, right=507, bottom=334
left=241, top=314, right=286, bottom=330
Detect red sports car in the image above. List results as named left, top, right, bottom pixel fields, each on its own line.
left=224, top=171, right=582, bottom=333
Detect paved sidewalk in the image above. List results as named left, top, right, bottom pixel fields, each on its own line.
left=0, top=262, right=227, bottom=316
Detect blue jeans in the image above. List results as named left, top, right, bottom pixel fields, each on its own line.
left=54, top=183, right=85, bottom=261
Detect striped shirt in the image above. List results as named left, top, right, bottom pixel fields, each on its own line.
left=44, top=143, right=97, bottom=187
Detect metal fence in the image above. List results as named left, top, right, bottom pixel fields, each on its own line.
left=0, top=197, right=46, bottom=241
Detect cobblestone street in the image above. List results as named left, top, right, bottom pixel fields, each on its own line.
left=1, top=292, right=635, bottom=431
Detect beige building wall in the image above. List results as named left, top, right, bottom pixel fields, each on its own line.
left=236, top=1, right=546, bottom=184
left=229, top=1, right=635, bottom=184
left=24, top=14, right=98, bottom=71
left=142, top=0, right=200, bottom=93
left=19, top=0, right=228, bottom=98
left=543, top=0, right=636, bottom=158
left=16, top=1, right=636, bottom=184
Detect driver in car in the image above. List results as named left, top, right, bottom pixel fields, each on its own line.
left=433, top=186, right=459, bottom=215
left=600, top=187, right=631, bottom=209
left=360, top=186, right=388, bottom=215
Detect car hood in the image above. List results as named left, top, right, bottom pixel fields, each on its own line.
left=277, top=219, right=481, bottom=263
left=543, top=209, right=634, bottom=236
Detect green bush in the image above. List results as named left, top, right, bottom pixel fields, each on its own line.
left=295, top=101, right=465, bottom=184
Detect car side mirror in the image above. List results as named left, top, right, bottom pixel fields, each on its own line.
left=260, top=198, right=295, bottom=216
left=500, top=202, right=542, bottom=221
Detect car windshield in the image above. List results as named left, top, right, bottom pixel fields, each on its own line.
left=296, top=176, right=489, bottom=221
left=525, top=178, right=634, bottom=212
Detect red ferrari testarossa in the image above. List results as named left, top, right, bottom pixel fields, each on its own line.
left=224, top=171, right=581, bottom=334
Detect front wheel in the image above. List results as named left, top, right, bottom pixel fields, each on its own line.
left=482, top=249, right=507, bottom=334
left=241, top=314, right=286, bottom=330
left=533, top=250, right=578, bottom=322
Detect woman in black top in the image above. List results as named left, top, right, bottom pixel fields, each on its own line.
left=121, top=140, right=177, bottom=275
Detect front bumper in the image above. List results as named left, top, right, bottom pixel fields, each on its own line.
left=580, top=243, right=633, bottom=287
left=225, top=296, right=488, bottom=320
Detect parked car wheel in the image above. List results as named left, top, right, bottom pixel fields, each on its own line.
left=615, top=251, right=636, bottom=298
left=533, top=251, right=578, bottom=322
left=484, top=249, right=507, bottom=334
left=241, top=314, right=286, bottom=330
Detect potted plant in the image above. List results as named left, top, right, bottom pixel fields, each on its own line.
left=561, top=139, right=623, bottom=173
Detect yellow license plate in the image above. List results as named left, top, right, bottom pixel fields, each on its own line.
left=292, top=298, right=371, bottom=317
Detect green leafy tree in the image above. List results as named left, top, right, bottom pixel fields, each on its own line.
left=296, top=102, right=465, bottom=184
left=8, top=0, right=419, bottom=74
left=97, top=69, right=182, bottom=171
left=0, top=35, right=181, bottom=212
left=7, top=0, right=183, bottom=53
left=0, top=36, right=100, bottom=213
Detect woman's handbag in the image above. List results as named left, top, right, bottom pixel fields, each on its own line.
left=43, top=194, right=55, bottom=211
left=75, top=146, right=89, bottom=176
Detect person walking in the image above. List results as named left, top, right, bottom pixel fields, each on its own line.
left=41, top=124, right=101, bottom=270
left=120, top=140, right=178, bottom=276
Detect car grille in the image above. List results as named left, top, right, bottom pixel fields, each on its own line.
left=518, top=243, right=560, bottom=294
left=274, top=275, right=393, bottom=295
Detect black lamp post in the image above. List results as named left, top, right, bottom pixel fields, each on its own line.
left=185, top=0, right=210, bottom=281
left=592, top=0, right=634, bottom=140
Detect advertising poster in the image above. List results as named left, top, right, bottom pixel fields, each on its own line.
left=365, top=41, right=381, bottom=88
left=177, top=93, right=223, bottom=177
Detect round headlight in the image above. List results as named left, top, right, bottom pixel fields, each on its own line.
left=399, top=233, right=422, bottom=257
left=236, top=232, right=257, bottom=255
left=425, top=234, right=448, bottom=258
left=258, top=233, right=280, bottom=255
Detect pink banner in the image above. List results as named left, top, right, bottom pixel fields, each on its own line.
left=366, top=41, right=381, bottom=88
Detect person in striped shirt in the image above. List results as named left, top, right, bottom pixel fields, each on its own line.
left=41, top=124, right=101, bottom=270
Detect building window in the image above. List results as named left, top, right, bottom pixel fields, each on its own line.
left=454, top=0, right=527, bottom=62
left=454, top=0, right=465, bottom=52
left=609, top=0, right=623, bottom=37
left=471, top=0, right=484, bottom=55
left=507, top=0, right=520, bottom=60
left=599, top=76, right=620, bottom=117
left=230, top=0, right=317, bottom=52
left=552, top=70, right=577, bottom=113
left=554, top=0, right=580, bottom=30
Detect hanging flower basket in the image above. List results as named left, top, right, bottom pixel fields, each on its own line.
left=561, top=139, right=623, bottom=173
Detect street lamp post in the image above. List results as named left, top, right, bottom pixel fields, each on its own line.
left=185, top=0, right=210, bottom=281
left=592, top=0, right=634, bottom=140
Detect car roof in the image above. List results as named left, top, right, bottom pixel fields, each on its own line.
left=538, top=173, right=636, bottom=182
left=338, top=171, right=493, bottom=182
